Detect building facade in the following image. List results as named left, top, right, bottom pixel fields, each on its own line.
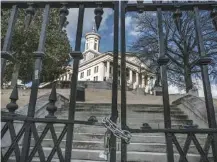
left=58, top=26, right=156, bottom=91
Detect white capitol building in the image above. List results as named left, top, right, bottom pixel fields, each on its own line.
left=58, top=26, right=156, bottom=92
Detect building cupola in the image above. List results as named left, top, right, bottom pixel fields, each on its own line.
left=85, top=24, right=101, bottom=52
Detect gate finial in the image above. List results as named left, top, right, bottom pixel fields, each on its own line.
left=6, top=84, right=19, bottom=113
left=24, top=3, right=35, bottom=30
left=46, top=83, right=57, bottom=118
left=59, top=3, right=69, bottom=30
left=94, top=4, right=104, bottom=31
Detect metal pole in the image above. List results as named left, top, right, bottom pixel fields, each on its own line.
left=194, top=6, right=217, bottom=161
left=110, top=1, right=119, bottom=162
left=1, top=5, right=18, bottom=85
left=121, top=1, right=127, bottom=162
left=65, top=4, right=84, bottom=162
left=20, top=4, right=50, bottom=162
left=157, top=7, right=174, bottom=162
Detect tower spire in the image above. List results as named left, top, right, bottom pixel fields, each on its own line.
left=92, top=23, right=96, bottom=33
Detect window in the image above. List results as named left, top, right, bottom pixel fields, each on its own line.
left=80, top=72, right=84, bottom=79
left=94, top=66, right=98, bottom=73
left=109, top=67, right=112, bottom=74
left=87, top=69, right=91, bottom=76
left=86, top=43, right=89, bottom=50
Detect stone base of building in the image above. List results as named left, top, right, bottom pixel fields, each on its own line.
left=132, top=88, right=146, bottom=95
left=153, top=86, right=163, bottom=96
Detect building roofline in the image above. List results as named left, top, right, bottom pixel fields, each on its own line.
left=85, top=32, right=101, bottom=39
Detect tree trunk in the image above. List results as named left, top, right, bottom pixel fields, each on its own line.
left=184, top=64, right=193, bottom=93
left=10, top=63, right=20, bottom=89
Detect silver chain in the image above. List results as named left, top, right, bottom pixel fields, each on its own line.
left=102, top=117, right=132, bottom=144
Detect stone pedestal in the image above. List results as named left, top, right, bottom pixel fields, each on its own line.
left=69, top=86, right=85, bottom=102
left=153, top=86, right=163, bottom=96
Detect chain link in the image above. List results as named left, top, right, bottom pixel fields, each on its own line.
left=102, top=117, right=132, bottom=144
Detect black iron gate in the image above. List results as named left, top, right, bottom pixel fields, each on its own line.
left=1, top=1, right=217, bottom=162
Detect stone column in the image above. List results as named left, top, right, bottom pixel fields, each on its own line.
left=66, top=73, right=69, bottom=81
left=135, top=72, right=139, bottom=88
left=106, top=61, right=110, bottom=79
left=129, top=69, right=133, bottom=84
left=142, top=74, right=145, bottom=88
left=99, top=62, right=105, bottom=81
left=63, top=75, right=66, bottom=81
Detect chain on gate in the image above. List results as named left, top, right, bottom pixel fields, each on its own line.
left=99, top=117, right=132, bottom=160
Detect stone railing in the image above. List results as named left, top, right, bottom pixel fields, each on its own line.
left=172, top=94, right=215, bottom=128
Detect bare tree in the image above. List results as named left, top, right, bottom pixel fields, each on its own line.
left=131, top=10, right=217, bottom=92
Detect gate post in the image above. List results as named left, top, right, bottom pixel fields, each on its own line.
left=156, top=7, right=174, bottom=162
left=110, top=1, right=119, bottom=162
left=65, top=4, right=84, bottom=162
left=20, top=4, right=50, bottom=162
left=121, top=1, right=127, bottom=162
left=194, top=6, right=217, bottom=161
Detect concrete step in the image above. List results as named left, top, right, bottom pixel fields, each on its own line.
left=127, top=123, right=193, bottom=129
left=127, top=119, right=193, bottom=125
left=29, top=139, right=210, bottom=154
left=62, top=104, right=180, bottom=111
left=8, top=158, right=106, bottom=162
left=36, top=130, right=207, bottom=145
left=60, top=107, right=181, bottom=113
left=37, top=123, right=196, bottom=133
left=4, top=147, right=207, bottom=162
left=57, top=110, right=185, bottom=116
left=57, top=112, right=189, bottom=120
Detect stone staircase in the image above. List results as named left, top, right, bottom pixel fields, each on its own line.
left=7, top=103, right=213, bottom=162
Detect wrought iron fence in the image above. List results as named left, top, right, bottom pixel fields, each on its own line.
left=1, top=1, right=217, bottom=162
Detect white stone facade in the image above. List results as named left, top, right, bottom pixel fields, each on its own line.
left=58, top=27, right=155, bottom=90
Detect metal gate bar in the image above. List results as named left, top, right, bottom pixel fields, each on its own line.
left=194, top=6, right=217, bottom=162
left=20, top=4, right=50, bottom=162
left=121, top=1, right=127, bottom=162
left=1, top=5, right=18, bottom=85
left=156, top=7, right=174, bottom=162
left=110, top=1, right=119, bottom=162
left=65, top=4, right=84, bottom=162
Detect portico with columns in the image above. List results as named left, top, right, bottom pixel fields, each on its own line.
left=58, top=25, right=155, bottom=90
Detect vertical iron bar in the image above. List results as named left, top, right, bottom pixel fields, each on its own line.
left=1, top=5, right=18, bottom=85
left=20, top=5, right=50, bottom=162
left=157, top=7, right=174, bottom=162
left=121, top=1, right=127, bottom=162
left=194, top=6, right=217, bottom=162
left=110, top=1, right=119, bottom=162
left=65, top=4, right=84, bottom=162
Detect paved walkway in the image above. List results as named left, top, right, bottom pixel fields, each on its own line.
left=1, top=88, right=217, bottom=108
